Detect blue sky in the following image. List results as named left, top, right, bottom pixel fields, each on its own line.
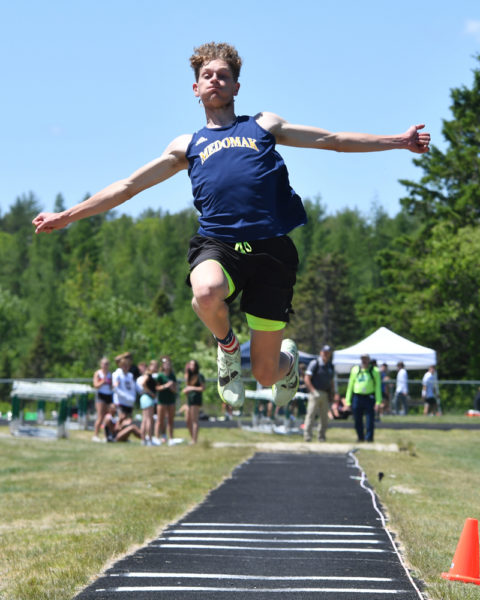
left=2, top=0, right=479, bottom=220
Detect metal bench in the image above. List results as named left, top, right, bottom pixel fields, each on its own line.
left=10, top=380, right=95, bottom=438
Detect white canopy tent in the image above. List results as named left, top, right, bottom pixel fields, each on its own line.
left=332, top=327, right=436, bottom=374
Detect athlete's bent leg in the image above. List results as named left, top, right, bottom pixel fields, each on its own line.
left=249, top=327, right=299, bottom=407
left=190, top=260, right=231, bottom=339
left=247, top=324, right=299, bottom=407
left=250, top=329, right=288, bottom=387
left=190, top=259, right=244, bottom=408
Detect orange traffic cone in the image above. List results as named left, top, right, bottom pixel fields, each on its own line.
left=441, top=518, right=480, bottom=585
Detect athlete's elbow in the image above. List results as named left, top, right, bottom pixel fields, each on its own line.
left=120, top=179, right=140, bottom=201
left=317, top=135, right=342, bottom=152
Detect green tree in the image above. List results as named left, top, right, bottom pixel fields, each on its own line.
left=287, top=252, right=359, bottom=353
left=0, top=193, right=42, bottom=295
left=0, top=287, right=28, bottom=374
left=22, top=325, right=51, bottom=378
left=400, top=54, right=480, bottom=228
left=358, top=56, right=480, bottom=378
left=0, top=193, right=41, bottom=234
left=289, top=197, right=326, bottom=271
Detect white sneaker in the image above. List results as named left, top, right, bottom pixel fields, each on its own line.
left=151, top=437, right=162, bottom=446
left=92, top=435, right=101, bottom=443
left=217, top=345, right=245, bottom=408
left=272, top=339, right=299, bottom=407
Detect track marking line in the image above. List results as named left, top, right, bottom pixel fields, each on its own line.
left=108, top=573, right=395, bottom=581
left=348, top=451, right=424, bottom=600
left=158, top=536, right=382, bottom=544
left=168, top=529, right=377, bottom=536
left=95, top=585, right=409, bottom=593
left=179, top=523, right=377, bottom=529
left=152, top=543, right=386, bottom=552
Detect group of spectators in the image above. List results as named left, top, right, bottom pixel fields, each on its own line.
left=90, top=347, right=441, bottom=447
left=299, top=346, right=440, bottom=444
left=91, top=353, right=205, bottom=445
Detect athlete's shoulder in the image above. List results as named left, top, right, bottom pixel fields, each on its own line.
left=168, top=133, right=193, bottom=154
left=254, top=111, right=287, bottom=135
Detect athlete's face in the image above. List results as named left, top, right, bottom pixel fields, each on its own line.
left=193, top=59, right=240, bottom=108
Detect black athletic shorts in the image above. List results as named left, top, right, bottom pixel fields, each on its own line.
left=97, top=392, right=113, bottom=404
left=186, top=234, right=299, bottom=323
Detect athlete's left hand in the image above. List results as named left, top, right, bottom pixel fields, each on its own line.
left=404, top=124, right=430, bottom=154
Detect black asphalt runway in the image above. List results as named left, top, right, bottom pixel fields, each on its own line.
left=75, top=452, right=424, bottom=600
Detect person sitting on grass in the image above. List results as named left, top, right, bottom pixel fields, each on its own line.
left=103, top=404, right=142, bottom=443
left=329, top=393, right=351, bottom=420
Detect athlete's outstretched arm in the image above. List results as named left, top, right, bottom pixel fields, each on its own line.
left=32, top=134, right=192, bottom=234
left=256, top=112, right=430, bottom=154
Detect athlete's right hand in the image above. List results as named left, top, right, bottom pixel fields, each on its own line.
left=32, top=211, right=70, bottom=234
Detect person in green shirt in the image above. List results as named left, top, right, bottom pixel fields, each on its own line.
left=345, top=354, right=382, bottom=442
left=182, top=359, right=206, bottom=445
left=155, top=356, right=178, bottom=445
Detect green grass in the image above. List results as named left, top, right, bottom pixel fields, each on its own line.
left=358, top=424, right=480, bottom=600
left=0, top=417, right=479, bottom=600
left=0, top=426, right=255, bottom=600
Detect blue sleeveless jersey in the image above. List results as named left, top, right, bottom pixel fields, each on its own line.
left=186, top=115, right=307, bottom=242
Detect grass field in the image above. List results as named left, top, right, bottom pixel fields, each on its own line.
left=1, top=416, right=480, bottom=600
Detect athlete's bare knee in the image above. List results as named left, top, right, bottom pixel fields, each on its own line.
left=252, top=363, right=277, bottom=387
left=192, top=284, right=224, bottom=313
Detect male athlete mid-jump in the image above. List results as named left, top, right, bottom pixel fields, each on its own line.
left=33, top=42, right=430, bottom=410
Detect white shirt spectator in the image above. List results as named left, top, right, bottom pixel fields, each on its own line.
left=422, top=369, right=437, bottom=398
left=112, top=368, right=136, bottom=407
left=396, top=368, right=408, bottom=395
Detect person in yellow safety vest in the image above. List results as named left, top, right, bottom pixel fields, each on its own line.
left=345, top=354, right=382, bottom=442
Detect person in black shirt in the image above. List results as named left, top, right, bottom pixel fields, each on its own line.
left=303, top=345, right=335, bottom=442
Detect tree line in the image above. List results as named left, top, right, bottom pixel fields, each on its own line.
left=1, top=55, right=479, bottom=383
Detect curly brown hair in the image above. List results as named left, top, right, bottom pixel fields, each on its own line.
left=190, top=42, right=242, bottom=82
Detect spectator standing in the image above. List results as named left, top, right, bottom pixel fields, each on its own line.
left=129, top=356, right=141, bottom=381
left=137, top=365, right=158, bottom=445
left=148, top=359, right=160, bottom=384
left=393, top=361, right=409, bottom=415
left=369, top=359, right=381, bottom=422
left=303, top=345, right=335, bottom=442
left=183, top=359, right=206, bottom=444
left=255, top=381, right=274, bottom=421
left=379, top=363, right=390, bottom=416
left=113, top=352, right=137, bottom=418
left=474, top=387, right=480, bottom=412
left=422, top=365, right=439, bottom=415
left=155, top=356, right=178, bottom=445
left=288, top=362, right=308, bottom=422
left=345, top=354, right=382, bottom=442
left=92, top=356, right=113, bottom=442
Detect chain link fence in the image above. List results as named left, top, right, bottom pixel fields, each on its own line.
left=1, top=377, right=479, bottom=422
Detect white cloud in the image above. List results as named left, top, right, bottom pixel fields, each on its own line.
left=464, top=19, right=480, bottom=41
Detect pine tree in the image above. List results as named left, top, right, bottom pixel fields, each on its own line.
left=400, top=54, right=480, bottom=228
left=288, top=252, right=359, bottom=353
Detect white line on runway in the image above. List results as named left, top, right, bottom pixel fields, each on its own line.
left=153, top=543, right=386, bottom=552
left=159, top=536, right=382, bottom=544
left=180, top=523, right=377, bottom=529
left=95, top=585, right=408, bottom=594
left=109, top=573, right=394, bottom=582
left=169, top=529, right=377, bottom=536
